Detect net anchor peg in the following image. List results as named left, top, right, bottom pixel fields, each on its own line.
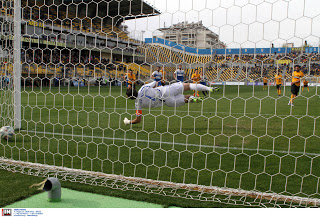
left=43, top=177, right=62, bottom=202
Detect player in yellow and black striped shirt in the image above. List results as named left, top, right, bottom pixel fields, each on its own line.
left=274, top=71, right=283, bottom=96
left=288, top=65, right=304, bottom=106
left=263, top=76, right=268, bottom=90
left=123, top=69, right=137, bottom=99
left=160, top=67, right=166, bottom=86
left=191, top=69, right=201, bottom=97
left=302, top=79, right=309, bottom=92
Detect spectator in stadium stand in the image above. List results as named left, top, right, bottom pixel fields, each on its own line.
left=108, top=77, right=113, bottom=85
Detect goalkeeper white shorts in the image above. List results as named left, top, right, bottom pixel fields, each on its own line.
left=165, top=94, right=185, bottom=107
left=159, top=82, right=185, bottom=107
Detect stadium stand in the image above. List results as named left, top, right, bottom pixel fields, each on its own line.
left=205, top=67, right=220, bottom=81
left=16, top=39, right=320, bottom=81
left=248, top=66, right=262, bottom=81
left=237, top=67, right=247, bottom=81
left=218, top=66, right=239, bottom=81
left=265, top=66, right=277, bottom=78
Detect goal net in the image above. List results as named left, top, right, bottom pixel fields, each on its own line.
left=1, top=0, right=320, bottom=207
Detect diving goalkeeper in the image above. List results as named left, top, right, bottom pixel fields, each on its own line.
left=124, top=81, right=219, bottom=124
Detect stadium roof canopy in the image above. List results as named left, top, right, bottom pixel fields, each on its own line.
left=61, top=0, right=161, bottom=25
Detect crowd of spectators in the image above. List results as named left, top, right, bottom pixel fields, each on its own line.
left=207, top=51, right=320, bottom=65
left=21, top=48, right=125, bottom=71
left=310, top=63, right=320, bottom=76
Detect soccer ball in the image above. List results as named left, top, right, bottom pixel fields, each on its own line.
left=0, top=126, right=14, bottom=140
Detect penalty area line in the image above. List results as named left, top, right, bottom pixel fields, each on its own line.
left=20, top=130, right=319, bottom=157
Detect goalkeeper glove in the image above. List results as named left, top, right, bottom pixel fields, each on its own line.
left=123, top=117, right=131, bottom=125
left=210, top=87, right=220, bottom=92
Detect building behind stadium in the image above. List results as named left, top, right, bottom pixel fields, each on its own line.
left=158, top=21, right=226, bottom=49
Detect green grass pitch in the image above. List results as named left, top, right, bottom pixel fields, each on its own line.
left=1, top=83, right=320, bottom=202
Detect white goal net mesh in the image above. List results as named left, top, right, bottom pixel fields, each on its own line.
left=1, top=0, right=320, bottom=207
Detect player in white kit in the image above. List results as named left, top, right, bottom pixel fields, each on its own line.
left=152, top=66, right=163, bottom=86
left=123, top=81, right=219, bottom=124
left=174, top=65, right=185, bottom=82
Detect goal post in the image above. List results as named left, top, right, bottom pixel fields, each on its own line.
left=0, top=0, right=320, bottom=208
left=13, top=0, right=21, bottom=129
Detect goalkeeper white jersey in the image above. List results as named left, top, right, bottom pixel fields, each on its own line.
left=135, top=81, right=163, bottom=111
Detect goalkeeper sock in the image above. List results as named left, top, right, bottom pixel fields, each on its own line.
left=190, top=83, right=211, bottom=92
left=290, top=94, right=294, bottom=103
